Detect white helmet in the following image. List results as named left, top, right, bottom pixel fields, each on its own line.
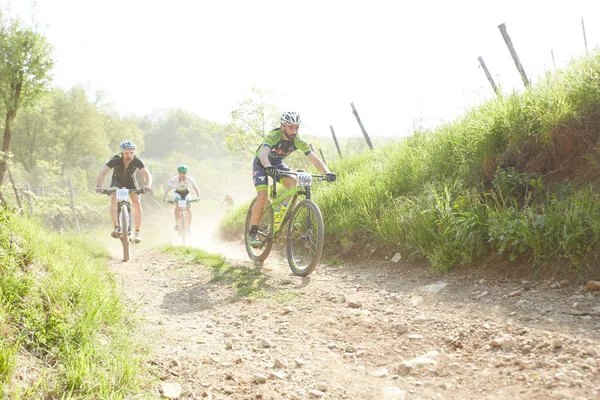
left=280, top=111, right=301, bottom=125
left=119, top=140, right=136, bottom=150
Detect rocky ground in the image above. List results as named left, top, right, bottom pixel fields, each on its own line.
left=107, top=233, right=600, bottom=400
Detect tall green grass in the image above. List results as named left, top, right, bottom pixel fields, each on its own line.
left=220, top=52, right=600, bottom=274
left=0, top=208, right=142, bottom=398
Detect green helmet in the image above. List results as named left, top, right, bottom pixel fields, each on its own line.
left=177, top=165, right=188, bottom=173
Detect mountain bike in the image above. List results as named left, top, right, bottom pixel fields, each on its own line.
left=167, top=198, right=200, bottom=246
left=101, top=188, right=144, bottom=262
left=244, top=170, right=328, bottom=276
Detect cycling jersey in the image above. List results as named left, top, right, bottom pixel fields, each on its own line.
left=252, top=128, right=311, bottom=192
left=254, top=128, right=312, bottom=165
left=168, top=175, right=198, bottom=192
left=106, top=154, right=146, bottom=189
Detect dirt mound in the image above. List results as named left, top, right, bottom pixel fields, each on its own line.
left=500, top=109, right=600, bottom=187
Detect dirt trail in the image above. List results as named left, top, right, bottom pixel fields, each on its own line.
left=106, top=221, right=600, bottom=400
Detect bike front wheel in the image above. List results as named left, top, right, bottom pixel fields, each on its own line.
left=286, top=199, right=324, bottom=276
left=180, top=211, right=187, bottom=246
left=120, top=204, right=130, bottom=262
left=244, top=197, right=274, bottom=261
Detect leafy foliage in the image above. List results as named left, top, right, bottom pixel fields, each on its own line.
left=223, top=85, right=279, bottom=156
left=0, top=15, right=53, bottom=187
left=143, top=108, right=225, bottom=159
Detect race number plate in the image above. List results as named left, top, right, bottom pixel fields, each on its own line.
left=296, top=172, right=312, bottom=187
left=116, top=189, right=129, bottom=200
left=178, top=200, right=187, bottom=208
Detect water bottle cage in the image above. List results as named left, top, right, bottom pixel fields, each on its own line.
left=273, top=204, right=287, bottom=228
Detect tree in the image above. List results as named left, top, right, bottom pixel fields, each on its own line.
left=10, top=93, right=55, bottom=172
left=0, top=15, right=53, bottom=198
left=143, top=109, right=217, bottom=159
left=51, top=87, right=108, bottom=173
left=223, top=86, right=279, bottom=156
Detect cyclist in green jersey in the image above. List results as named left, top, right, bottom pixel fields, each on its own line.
left=248, top=111, right=336, bottom=246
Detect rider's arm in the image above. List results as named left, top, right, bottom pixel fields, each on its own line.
left=96, top=166, right=111, bottom=187
left=258, top=146, right=272, bottom=168
left=306, top=152, right=331, bottom=175
left=193, top=185, right=201, bottom=199
left=163, top=186, right=172, bottom=199
left=140, top=167, right=153, bottom=187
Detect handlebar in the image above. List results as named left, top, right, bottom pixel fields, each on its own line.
left=277, top=170, right=328, bottom=180
left=167, top=199, right=200, bottom=204
left=100, top=188, right=146, bottom=195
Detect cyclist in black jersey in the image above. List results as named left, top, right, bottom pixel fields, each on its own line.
left=95, top=140, right=153, bottom=242
left=248, top=111, right=336, bottom=246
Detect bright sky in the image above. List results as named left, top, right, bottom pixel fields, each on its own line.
left=2, top=0, right=599, bottom=139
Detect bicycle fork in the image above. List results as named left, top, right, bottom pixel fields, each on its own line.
left=117, top=202, right=132, bottom=236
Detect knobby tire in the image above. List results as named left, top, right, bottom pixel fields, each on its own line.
left=244, top=197, right=274, bottom=261
left=181, top=212, right=187, bottom=246
left=286, top=199, right=324, bottom=276
left=120, top=204, right=130, bottom=262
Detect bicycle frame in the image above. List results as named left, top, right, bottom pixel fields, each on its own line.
left=245, top=169, right=328, bottom=275
left=264, top=171, right=318, bottom=238
left=101, top=188, right=144, bottom=262
left=167, top=199, right=199, bottom=219
left=103, top=188, right=144, bottom=231
left=167, top=198, right=199, bottom=245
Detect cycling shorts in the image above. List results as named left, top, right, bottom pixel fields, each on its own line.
left=173, top=190, right=191, bottom=202
left=252, top=157, right=290, bottom=192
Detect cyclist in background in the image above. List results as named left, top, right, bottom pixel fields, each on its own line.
left=95, top=140, right=152, bottom=243
left=222, top=194, right=235, bottom=209
left=163, top=165, right=201, bottom=234
left=248, top=111, right=336, bottom=246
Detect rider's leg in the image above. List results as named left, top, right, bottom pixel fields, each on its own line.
left=281, top=177, right=296, bottom=203
left=277, top=164, right=295, bottom=204
left=110, top=193, right=118, bottom=227
left=251, top=159, right=270, bottom=226
left=250, top=189, right=268, bottom=226
left=173, top=193, right=182, bottom=228
left=131, top=193, right=142, bottom=230
left=175, top=206, right=181, bottom=226
left=248, top=189, right=267, bottom=246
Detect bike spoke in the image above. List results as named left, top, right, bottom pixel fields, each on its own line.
left=286, top=200, right=324, bottom=276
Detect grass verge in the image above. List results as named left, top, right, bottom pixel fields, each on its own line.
left=0, top=208, right=143, bottom=399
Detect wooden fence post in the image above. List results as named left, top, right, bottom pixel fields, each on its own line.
left=6, top=158, right=23, bottom=211
left=477, top=56, right=500, bottom=97
left=551, top=49, right=556, bottom=70
left=25, top=183, right=33, bottom=216
left=351, top=102, right=374, bottom=150
left=68, top=177, right=81, bottom=232
left=319, top=148, right=327, bottom=165
left=582, top=17, right=588, bottom=55
left=309, top=143, right=316, bottom=153
left=498, top=23, right=530, bottom=88
left=329, top=125, right=343, bottom=158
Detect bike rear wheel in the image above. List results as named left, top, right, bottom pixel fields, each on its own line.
left=120, top=204, right=130, bottom=262
left=244, top=197, right=274, bottom=261
left=286, top=199, right=324, bottom=276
